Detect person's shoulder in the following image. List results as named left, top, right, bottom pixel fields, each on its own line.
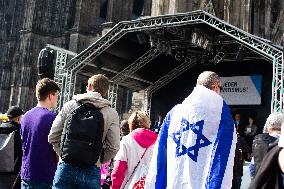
left=45, top=110, right=57, bottom=118
left=268, top=145, right=282, bottom=155
left=60, top=100, right=78, bottom=114
left=23, top=107, right=37, bottom=115
left=108, top=106, right=118, bottom=115
left=120, top=134, right=132, bottom=145
left=28, top=107, right=56, bottom=121
left=64, top=99, right=77, bottom=108
left=102, top=106, right=119, bottom=118
left=254, top=133, right=267, bottom=139
left=22, top=107, right=38, bottom=120
left=255, top=133, right=275, bottom=139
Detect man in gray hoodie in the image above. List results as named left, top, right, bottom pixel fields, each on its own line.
left=48, top=74, right=120, bottom=189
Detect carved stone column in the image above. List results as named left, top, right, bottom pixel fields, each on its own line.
left=264, top=0, right=272, bottom=39
left=108, top=0, right=134, bottom=22
left=151, top=0, right=170, bottom=16
left=252, top=0, right=265, bottom=37
left=0, top=69, right=11, bottom=112
left=143, top=0, right=152, bottom=16
left=69, top=32, right=91, bottom=53
left=240, top=0, right=252, bottom=32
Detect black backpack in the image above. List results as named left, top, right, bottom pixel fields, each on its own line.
left=60, top=100, right=104, bottom=167
left=252, top=133, right=278, bottom=176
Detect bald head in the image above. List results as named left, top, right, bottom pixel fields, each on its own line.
left=196, top=71, right=221, bottom=91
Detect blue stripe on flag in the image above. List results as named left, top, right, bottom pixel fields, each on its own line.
left=250, top=75, right=262, bottom=96
left=205, top=101, right=234, bottom=189
left=155, top=106, right=175, bottom=189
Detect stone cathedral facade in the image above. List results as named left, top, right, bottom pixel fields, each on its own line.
left=0, top=0, right=284, bottom=112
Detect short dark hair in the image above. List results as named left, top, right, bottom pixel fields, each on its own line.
left=36, top=78, right=60, bottom=101
left=88, top=74, right=109, bottom=95
left=120, top=120, right=130, bottom=136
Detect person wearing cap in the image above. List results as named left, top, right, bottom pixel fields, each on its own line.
left=0, top=106, right=24, bottom=178
left=0, top=106, right=23, bottom=152
left=0, top=106, right=23, bottom=134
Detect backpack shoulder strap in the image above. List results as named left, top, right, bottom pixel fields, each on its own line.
left=122, top=148, right=148, bottom=189
left=60, top=99, right=82, bottom=157
left=73, top=99, right=82, bottom=106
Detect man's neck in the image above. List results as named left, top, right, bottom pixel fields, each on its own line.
left=37, top=101, right=51, bottom=110
left=7, top=119, right=20, bottom=125
left=269, top=131, right=281, bottom=138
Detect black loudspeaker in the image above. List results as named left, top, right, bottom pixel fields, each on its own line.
left=37, top=48, right=55, bottom=79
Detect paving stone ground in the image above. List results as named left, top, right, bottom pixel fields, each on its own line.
left=0, top=163, right=251, bottom=189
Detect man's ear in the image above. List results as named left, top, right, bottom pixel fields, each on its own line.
left=87, top=84, right=93, bottom=92
left=212, top=84, right=218, bottom=93
left=102, top=90, right=108, bottom=97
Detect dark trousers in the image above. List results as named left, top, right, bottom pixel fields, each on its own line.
left=232, top=176, right=242, bottom=189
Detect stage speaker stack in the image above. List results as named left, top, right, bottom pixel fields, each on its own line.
left=37, top=48, right=55, bottom=79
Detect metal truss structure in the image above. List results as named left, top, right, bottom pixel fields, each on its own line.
left=54, top=10, right=283, bottom=113
left=109, top=47, right=161, bottom=108
left=111, top=48, right=161, bottom=83
left=108, top=83, right=119, bottom=108
left=47, top=44, right=77, bottom=111
left=143, top=57, right=198, bottom=113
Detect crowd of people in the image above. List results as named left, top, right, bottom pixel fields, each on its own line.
left=0, top=71, right=283, bottom=189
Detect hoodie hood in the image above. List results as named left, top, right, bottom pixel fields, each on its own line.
left=131, top=128, right=158, bottom=148
left=72, top=92, right=111, bottom=108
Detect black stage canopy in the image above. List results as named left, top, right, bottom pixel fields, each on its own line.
left=56, top=11, right=282, bottom=116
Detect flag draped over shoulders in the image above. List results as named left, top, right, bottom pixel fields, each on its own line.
left=145, top=85, right=236, bottom=189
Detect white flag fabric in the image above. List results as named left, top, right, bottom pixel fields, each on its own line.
left=145, top=85, right=236, bottom=189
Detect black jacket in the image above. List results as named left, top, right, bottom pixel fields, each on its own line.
left=233, top=135, right=249, bottom=177
left=252, top=133, right=279, bottom=176
left=0, top=121, right=22, bottom=163
left=249, top=146, right=283, bottom=189
left=0, top=121, right=19, bottom=134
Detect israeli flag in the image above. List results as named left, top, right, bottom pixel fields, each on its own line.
left=145, top=85, right=236, bottom=189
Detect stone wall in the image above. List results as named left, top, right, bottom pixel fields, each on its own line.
left=0, top=0, right=283, bottom=113
left=151, top=0, right=284, bottom=41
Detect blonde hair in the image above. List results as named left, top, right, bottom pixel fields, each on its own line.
left=88, top=74, right=109, bottom=95
left=128, top=111, right=151, bottom=131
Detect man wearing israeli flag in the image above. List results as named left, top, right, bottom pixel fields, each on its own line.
left=146, top=71, right=237, bottom=189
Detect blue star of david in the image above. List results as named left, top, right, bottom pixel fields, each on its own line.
left=170, top=118, right=211, bottom=162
